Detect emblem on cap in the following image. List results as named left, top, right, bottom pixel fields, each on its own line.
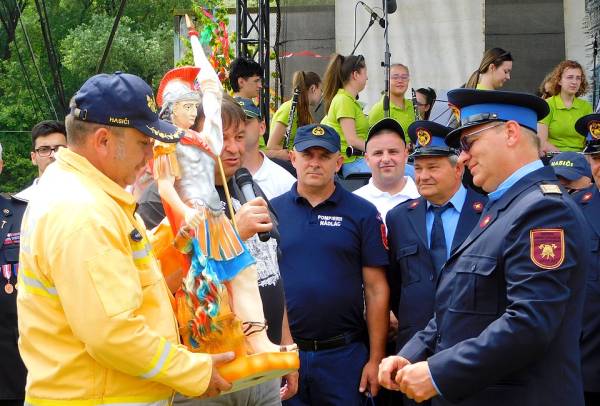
left=449, top=103, right=460, bottom=123
left=312, top=126, right=325, bottom=136
left=416, top=128, right=431, bottom=146
left=146, top=95, right=158, bottom=114
left=530, top=229, right=564, bottom=270
left=589, top=121, right=600, bottom=140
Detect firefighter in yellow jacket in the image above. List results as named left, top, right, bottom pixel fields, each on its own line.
left=17, top=72, right=234, bottom=406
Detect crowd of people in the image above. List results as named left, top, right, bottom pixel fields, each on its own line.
left=1, top=39, right=600, bottom=406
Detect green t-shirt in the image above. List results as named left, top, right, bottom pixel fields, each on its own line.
left=539, top=95, right=593, bottom=151
left=269, top=100, right=298, bottom=148
left=476, top=83, right=492, bottom=90
left=368, top=97, right=415, bottom=143
left=321, top=89, right=370, bottom=163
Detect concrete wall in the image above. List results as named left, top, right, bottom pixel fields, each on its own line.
left=335, top=0, right=485, bottom=111
left=485, top=0, right=565, bottom=94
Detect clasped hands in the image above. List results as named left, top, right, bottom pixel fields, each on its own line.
left=378, top=356, right=438, bottom=403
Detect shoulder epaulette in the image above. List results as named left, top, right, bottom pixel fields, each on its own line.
left=539, top=184, right=562, bottom=195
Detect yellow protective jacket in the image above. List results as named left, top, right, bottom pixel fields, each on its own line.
left=17, top=148, right=212, bottom=406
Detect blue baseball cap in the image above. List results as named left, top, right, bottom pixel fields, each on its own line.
left=234, top=97, right=262, bottom=119
left=71, top=72, right=181, bottom=143
left=550, top=152, right=592, bottom=180
left=407, top=120, right=456, bottom=157
left=445, top=89, right=549, bottom=148
left=294, top=124, right=340, bottom=153
left=575, top=113, right=600, bottom=155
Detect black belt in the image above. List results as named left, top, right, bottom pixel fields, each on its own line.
left=295, top=331, right=365, bottom=352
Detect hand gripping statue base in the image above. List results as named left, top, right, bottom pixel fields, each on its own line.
left=153, top=18, right=297, bottom=394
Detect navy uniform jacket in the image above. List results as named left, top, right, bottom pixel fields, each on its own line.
left=0, top=194, right=27, bottom=400
left=400, top=167, right=588, bottom=406
left=386, top=188, right=487, bottom=351
left=575, top=186, right=600, bottom=394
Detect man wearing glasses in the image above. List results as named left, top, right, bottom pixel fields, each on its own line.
left=379, top=89, right=589, bottom=406
left=368, top=63, right=415, bottom=143
left=14, top=120, right=67, bottom=202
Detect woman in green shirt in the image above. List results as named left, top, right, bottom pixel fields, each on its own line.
left=466, top=47, right=513, bottom=90
left=320, top=53, right=370, bottom=176
left=266, top=71, right=322, bottom=161
left=538, top=60, right=593, bottom=152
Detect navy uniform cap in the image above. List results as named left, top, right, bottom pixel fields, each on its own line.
left=294, top=124, right=340, bottom=153
left=234, top=96, right=262, bottom=119
left=549, top=152, right=592, bottom=180
left=71, top=72, right=182, bottom=143
left=575, top=113, right=600, bottom=155
left=445, top=89, right=549, bottom=148
left=366, top=117, right=405, bottom=145
left=407, top=120, right=456, bottom=157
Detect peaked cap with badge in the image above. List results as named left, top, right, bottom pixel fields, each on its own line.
left=294, top=124, right=340, bottom=153
left=576, top=113, right=600, bottom=155
left=407, top=120, right=456, bottom=157
left=445, top=89, right=549, bottom=148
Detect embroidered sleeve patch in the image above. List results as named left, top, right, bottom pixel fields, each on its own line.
left=530, top=229, right=565, bottom=270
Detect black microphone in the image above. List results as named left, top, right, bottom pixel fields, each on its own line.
left=384, top=0, right=397, bottom=14
left=234, top=167, right=272, bottom=242
left=359, top=1, right=386, bottom=28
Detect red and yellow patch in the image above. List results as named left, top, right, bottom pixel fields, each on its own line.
left=582, top=192, right=593, bottom=203
left=380, top=224, right=389, bottom=250
left=416, top=128, right=432, bottom=146
left=472, top=201, right=483, bottom=213
left=409, top=200, right=420, bottom=209
left=530, top=229, right=565, bottom=270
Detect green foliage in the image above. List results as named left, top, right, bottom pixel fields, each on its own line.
left=60, top=15, right=172, bottom=89
left=0, top=0, right=193, bottom=192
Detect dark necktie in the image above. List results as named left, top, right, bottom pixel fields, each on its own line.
left=430, top=203, right=452, bottom=272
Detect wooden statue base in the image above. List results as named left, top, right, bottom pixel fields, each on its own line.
left=217, top=351, right=300, bottom=394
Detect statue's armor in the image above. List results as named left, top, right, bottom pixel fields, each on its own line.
left=174, top=142, right=222, bottom=212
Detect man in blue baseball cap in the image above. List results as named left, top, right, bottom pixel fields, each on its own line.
left=17, top=72, right=234, bottom=405
left=379, top=89, right=590, bottom=406
left=272, top=124, right=389, bottom=405
left=574, top=112, right=600, bottom=406
left=549, top=151, right=593, bottom=193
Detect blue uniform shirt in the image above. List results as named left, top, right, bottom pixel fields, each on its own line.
left=488, top=160, right=544, bottom=203
left=426, top=185, right=467, bottom=259
left=271, top=182, right=389, bottom=340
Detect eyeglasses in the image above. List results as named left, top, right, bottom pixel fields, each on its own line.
left=459, top=122, right=504, bottom=152
left=35, top=145, right=66, bottom=157
left=391, top=74, right=410, bottom=81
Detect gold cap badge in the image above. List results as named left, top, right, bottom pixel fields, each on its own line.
left=312, top=126, right=325, bottom=136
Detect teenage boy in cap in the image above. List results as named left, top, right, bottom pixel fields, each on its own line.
left=17, top=72, right=234, bottom=405
left=271, top=124, right=389, bottom=405
left=237, top=97, right=295, bottom=199
left=379, top=89, right=589, bottom=406
left=549, top=151, right=593, bottom=193
left=385, top=121, right=487, bottom=406
left=573, top=113, right=600, bottom=406
left=354, top=118, right=419, bottom=222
